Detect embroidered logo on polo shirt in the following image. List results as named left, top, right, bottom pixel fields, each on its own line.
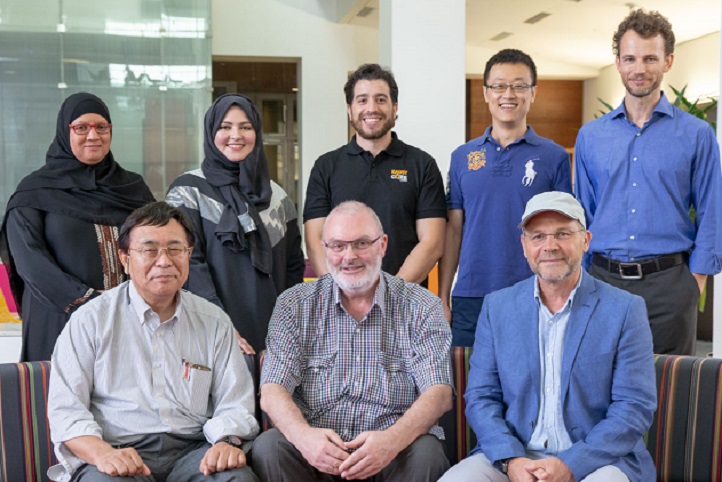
left=467, top=149, right=486, bottom=171
left=390, top=169, right=408, bottom=182
left=522, top=159, right=538, bottom=186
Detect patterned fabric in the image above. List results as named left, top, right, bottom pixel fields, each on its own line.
left=0, top=361, right=55, bottom=482
left=93, top=224, right=122, bottom=290
left=649, top=354, right=722, bottom=482
left=261, top=272, right=452, bottom=442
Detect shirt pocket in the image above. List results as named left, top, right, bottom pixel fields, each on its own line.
left=300, top=352, right=337, bottom=412
left=188, top=366, right=213, bottom=415
left=376, top=352, right=417, bottom=410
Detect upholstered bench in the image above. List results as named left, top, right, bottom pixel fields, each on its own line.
left=1, top=352, right=721, bottom=482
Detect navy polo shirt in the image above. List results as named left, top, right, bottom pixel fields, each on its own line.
left=304, top=133, right=447, bottom=277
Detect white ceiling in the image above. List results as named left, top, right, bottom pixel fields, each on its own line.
left=346, top=0, right=721, bottom=79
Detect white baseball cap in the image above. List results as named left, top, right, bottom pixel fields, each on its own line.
left=519, top=191, right=586, bottom=229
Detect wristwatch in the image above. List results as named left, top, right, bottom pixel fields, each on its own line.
left=215, top=435, right=243, bottom=448
left=493, top=458, right=512, bottom=474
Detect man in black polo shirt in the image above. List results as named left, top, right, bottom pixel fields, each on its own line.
left=304, top=63, right=447, bottom=284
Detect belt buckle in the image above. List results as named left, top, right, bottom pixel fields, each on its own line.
left=618, top=262, right=643, bottom=280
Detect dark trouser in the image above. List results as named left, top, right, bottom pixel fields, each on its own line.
left=588, top=262, right=699, bottom=355
left=250, top=428, right=450, bottom=482
left=451, top=296, right=484, bottom=346
left=71, top=433, right=259, bottom=482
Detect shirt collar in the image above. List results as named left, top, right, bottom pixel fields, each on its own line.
left=346, top=132, right=402, bottom=157
left=478, top=125, right=540, bottom=147
left=332, top=271, right=387, bottom=319
left=533, top=269, right=584, bottom=312
left=127, top=282, right=181, bottom=326
left=612, top=90, right=674, bottom=120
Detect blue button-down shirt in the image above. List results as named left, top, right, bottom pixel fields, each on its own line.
left=526, top=273, right=582, bottom=457
left=575, top=92, right=722, bottom=274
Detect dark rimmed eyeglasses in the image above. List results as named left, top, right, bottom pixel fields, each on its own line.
left=485, top=83, right=534, bottom=94
left=128, top=245, right=191, bottom=261
left=322, top=235, right=382, bottom=253
left=69, top=123, right=112, bottom=135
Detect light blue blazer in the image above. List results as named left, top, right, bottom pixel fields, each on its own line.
left=465, top=272, right=657, bottom=482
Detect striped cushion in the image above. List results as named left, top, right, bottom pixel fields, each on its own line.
left=648, top=354, right=722, bottom=482
left=0, top=361, right=55, bottom=482
left=438, top=346, right=476, bottom=464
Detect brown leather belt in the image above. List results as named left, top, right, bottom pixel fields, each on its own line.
left=592, top=252, right=686, bottom=280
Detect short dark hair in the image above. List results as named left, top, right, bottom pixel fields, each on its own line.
left=483, top=49, right=537, bottom=86
left=118, top=202, right=195, bottom=252
left=344, top=64, right=399, bottom=105
left=613, top=9, right=675, bottom=57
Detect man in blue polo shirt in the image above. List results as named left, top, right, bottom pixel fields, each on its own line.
left=439, top=49, right=571, bottom=346
left=575, top=9, right=722, bottom=355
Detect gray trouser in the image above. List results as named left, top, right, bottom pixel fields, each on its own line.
left=71, top=433, right=259, bottom=482
left=438, top=452, right=629, bottom=482
left=589, top=262, right=699, bottom=355
left=250, top=428, right=449, bottom=482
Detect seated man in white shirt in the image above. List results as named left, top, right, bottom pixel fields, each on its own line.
left=47, top=201, right=260, bottom=482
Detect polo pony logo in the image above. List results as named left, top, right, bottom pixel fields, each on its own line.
left=522, top=159, right=537, bottom=186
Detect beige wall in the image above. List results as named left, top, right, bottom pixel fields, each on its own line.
left=582, top=32, right=720, bottom=124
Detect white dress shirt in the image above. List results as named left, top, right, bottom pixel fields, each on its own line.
left=47, top=281, right=259, bottom=481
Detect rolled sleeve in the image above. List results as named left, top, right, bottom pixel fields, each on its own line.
left=410, top=294, right=453, bottom=392
left=260, top=293, right=302, bottom=394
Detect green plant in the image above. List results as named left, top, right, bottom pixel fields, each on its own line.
left=669, top=85, right=717, bottom=132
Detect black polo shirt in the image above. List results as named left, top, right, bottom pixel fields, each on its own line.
left=304, top=133, right=447, bottom=277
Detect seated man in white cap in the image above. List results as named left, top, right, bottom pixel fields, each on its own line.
left=440, top=191, right=657, bottom=482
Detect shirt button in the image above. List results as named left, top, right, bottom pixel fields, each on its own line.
left=548, top=320, right=553, bottom=325
left=632, top=183, right=637, bottom=187
left=631, top=209, right=636, bottom=213
left=630, top=235, right=636, bottom=240
left=496, top=147, right=501, bottom=151
left=356, top=356, right=361, bottom=362
left=546, top=424, right=552, bottom=429
left=546, top=352, right=552, bottom=358
left=633, top=157, right=637, bottom=161
left=636, top=132, right=641, bottom=137
left=545, top=387, right=551, bottom=393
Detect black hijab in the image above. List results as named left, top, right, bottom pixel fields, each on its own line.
left=201, top=94, right=273, bottom=275
left=4, top=92, right=154, bottom=224
left=0, top=92, right=155, bottom=313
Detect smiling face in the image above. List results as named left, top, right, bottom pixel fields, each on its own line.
left=214, top=105, right=256, bottom=162
left=521, top=211, right=590, bottom=285
left=323, top=208, right=387, bottom=297
left=347, top=79, right=398, bottom=141
left=484, top=62, right=536, bottom=128
left=119, top=219, right=191, bottom=312
left=616, top=31, right=673, bottom=99
left=69, top=113, right=111, bottom=165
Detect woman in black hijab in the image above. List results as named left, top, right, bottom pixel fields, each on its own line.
left=0, top=92, right=155, bottom=361
left=166, top=94, right=304, bottom=352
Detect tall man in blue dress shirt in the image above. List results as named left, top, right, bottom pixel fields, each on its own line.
left=575, top=9, right=722, bottom=355
left=440, top=191, right=656, bottom=482
left=47, top=202, right=260, bottom=482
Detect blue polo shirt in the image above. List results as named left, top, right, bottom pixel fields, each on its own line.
left=575, top=92, right=722, bottom=275
left=447, top=126, right=571, bottom=297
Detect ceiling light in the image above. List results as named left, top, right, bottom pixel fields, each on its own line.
left=524, top=12, right=551, bottom=24
left=490, top=32, right=513, bottom=41
left=357, top=7, right=374, bottom=17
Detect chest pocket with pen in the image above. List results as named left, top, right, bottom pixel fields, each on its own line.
left=182, top=360, right=213, bottom=415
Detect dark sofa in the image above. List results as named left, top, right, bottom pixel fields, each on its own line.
left=1, top=350, right=720, bottom=482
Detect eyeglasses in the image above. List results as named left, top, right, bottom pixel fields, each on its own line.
left=69, top=123, right=112, bottom=135
left=129, top=245, right=191, bottom=261
left=523, top=230, right=585, bottom=245
left=485, top=83, right=533, bottom=94
left=322, top=235, right=382, bottom=253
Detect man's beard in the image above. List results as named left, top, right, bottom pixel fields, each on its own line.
left=351, top=113, right=395, bottom=140
left=327, top=256, right=382, bottom=294
left=623, top=75, right=662, bottom=98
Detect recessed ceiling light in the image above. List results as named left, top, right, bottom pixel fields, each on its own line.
left=524, top=12, right=551, bottom=24
left=490, top=32, right=513, bottom=41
